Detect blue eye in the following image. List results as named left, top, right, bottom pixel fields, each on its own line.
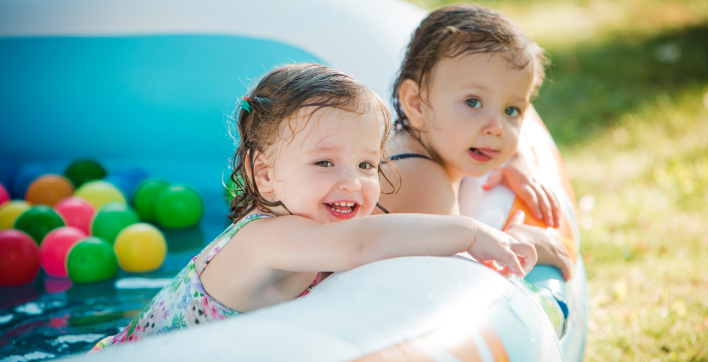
left=314, top=160, right=334, bottom=167
left=505, top=107, right=520, bottom=116
left=466, top=99, right=482, bottom=108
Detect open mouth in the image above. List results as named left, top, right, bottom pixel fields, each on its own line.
left=324, top=201, right=359, bottom=219
left=468, top=147, right=499, bottom=163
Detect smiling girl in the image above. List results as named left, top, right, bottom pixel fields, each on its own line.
left=91, top=63, right=536, bottom=351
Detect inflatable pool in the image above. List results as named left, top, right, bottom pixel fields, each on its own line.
left=0, top=0, right=588, bottom=361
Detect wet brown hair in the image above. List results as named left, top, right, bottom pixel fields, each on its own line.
left=228, top=63, right=395, bottom=221
left=392, top=4, right=549, bottom=133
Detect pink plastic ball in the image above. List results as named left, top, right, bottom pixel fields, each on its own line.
left=0, top=229, right=40, bottom=286
left=0, top=183, right=9, bottom=208
left=54, top=197, right=96, bottom=235
left=40, top=226, right=87, bottom=277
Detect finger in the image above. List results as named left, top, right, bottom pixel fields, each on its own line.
left=512, top=242, right=538, bottom=274
left=498, top=246, right=525, bottom=278
left=517, top=185, right=542, bottom=220
left=541, top=184, right=562, bottom=227
left=530, top=183, right=553, bottom=227
left=480, top=259, right=504, bottom=272
left=556, top=257, right=573, bottom=282
left=507, top=210, right=525, bottom=226
left=482, top=169, right=504, bottom=190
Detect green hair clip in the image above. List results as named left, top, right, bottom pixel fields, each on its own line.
left=240, top=96, right=252, bottom=113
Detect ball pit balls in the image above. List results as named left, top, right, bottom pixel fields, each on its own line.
left=0, top=200, right=31, bottom=230
left=14, top=205, right=65, bottom=245
left=91, top=202, right=139, bottom=245
left=0, top=229, right=40, bottom=285
left=0, top=183, right=9, bottom=208
left=155, top=185, right=203, bottom=229
left=64, top=159, right=107, bottom=188
left=39, top=226, right=87, bottom=277
left=54, top=197, right=96, bottom=235
left=132, top=179, right=170, bottom=222
left=66, top=236, right=118, bottom=284
left=25, top=174, right=74, bottom=206
left=74, top=180, right=126, bottom=209
left=114, top=223, right=167, bottom=273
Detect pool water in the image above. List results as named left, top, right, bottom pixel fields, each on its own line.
left=0, top=193, right=232, bottom=361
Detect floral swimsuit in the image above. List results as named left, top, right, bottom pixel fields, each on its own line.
left=91, top=213, right=320, bottom=352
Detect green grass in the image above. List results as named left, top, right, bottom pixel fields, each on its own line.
left=405, top=1, right=708, bottom=360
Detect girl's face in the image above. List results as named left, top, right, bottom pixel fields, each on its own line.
left=403, top=52, right=534, bottom=179
left=256, top=107, right=383, bottom=223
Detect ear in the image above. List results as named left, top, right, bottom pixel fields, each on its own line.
left=250, top=151, right=274, bottom=198
left=399, top=79, right=427, bottom=130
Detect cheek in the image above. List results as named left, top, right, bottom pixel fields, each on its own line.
left=362, top=177, right=381, bottom=207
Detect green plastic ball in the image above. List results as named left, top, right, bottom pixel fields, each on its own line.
left=66, top=237, right=118, bottom=283
left=132, top=179, right=170, bottom=222
left=14, top=205, right=65, bottom=245
left=64, top=160, right=107, bottom=188
left=91, top=202, right=139, bottom=245
left=155, top=185, right=203, bottom=229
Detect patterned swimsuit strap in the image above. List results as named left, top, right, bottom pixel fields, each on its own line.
left=197, top=213, right=273, bottom=276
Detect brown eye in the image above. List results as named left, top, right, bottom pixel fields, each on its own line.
left=359, top=162, right=374, bottom=170
left=314, top=160, right=334, bottom=167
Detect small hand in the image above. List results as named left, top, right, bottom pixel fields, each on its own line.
left=469, top=220, right=537, bottom=278
left=482, top=145, right=560, bottom=227
left=504, top=211, right=573, bottom=281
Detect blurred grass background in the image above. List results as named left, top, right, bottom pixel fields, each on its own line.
left=406, top=0, right=708, bottom=360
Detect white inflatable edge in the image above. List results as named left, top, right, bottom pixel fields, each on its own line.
left=0, top=0, right=428, bottom=104
left=63, top=257, right=508, bottom=362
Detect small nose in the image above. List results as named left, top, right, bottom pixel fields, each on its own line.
left=338, top=168, right=362, bottom=192
left=483, top=113, right=504, bottom=137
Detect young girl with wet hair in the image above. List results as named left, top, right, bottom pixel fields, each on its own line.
left=92, top=63, right=536, bottom=351
left=377, top=4, right=573, bottom=280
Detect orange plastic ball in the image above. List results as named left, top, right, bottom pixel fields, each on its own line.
left=25, top=174, right=74, bottom=206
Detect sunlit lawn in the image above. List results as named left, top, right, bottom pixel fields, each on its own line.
left=406, top=1, right=708, bottom=360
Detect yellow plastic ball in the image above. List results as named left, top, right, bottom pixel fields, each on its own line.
left=113, top=223, right=167, bottom=273
left=0, top=201, right=32, bottom=230
left=74, top=181, right=126, bottom=210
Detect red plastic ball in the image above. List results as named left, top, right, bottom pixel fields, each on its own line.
left=40, top=226, right=87, bottom=277
left=0, top=183, right=9, bottom=208
left=54, top=197, right=96, bottom=235
left=0, top=229, right=40, bottom=285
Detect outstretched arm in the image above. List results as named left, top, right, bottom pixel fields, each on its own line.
left=247, top=213, right=536, bottom=277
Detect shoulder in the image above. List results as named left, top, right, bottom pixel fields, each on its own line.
left=379, top=137, right=456, bottom=215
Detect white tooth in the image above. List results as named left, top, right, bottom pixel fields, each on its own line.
left=335, top=202, right=341, bottom=206
left=347, top=202, right=354, bottom=207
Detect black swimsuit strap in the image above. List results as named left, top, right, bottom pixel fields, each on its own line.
left=389, top=153, right=433, bottom=161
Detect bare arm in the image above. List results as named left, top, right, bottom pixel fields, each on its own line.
left=244, top=213, right=534, bottom=277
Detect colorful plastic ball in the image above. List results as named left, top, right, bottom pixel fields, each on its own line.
left=0, top=229, right=40, bottom=285
left=114, top=223, right=167, bottom=273
left=74, top=180, right=126, bottom=210
left=91, top=202, right=139, bottom=245
left=64, top=159, right=107, bottom=188
left=0, top=183, right=9, bottom=208
left=25, top=174, right=74, bottom=207
left=132, top=179, right=170, bottom=222
left=39, top=226, right=87, bottom=277
left=155, top=185, right=203, bottom=229
left=54, top=197, right=96, bottom=235
left=0, top=200, right=31, bottom=230
left=14, top=205, right=65, bottom=244
left=10, top=164, right=46, bottom=199
left=66, top=236, right=118, bottom=284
